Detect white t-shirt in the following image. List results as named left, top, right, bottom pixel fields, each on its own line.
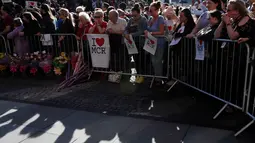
left=106, top=17, right=127, bottom=33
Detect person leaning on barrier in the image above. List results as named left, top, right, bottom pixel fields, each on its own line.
left=57, top=8, right=75, bottom=48
left=106, top=9, right=127, bottom=71
left=40, top=3, right=56, bottom=34
left=173, top=9, right=195, bottom=40
left=214, top=0, right=254, bottom=41
left=196, top=10, right=222, bottom=41
left=124, top=3, right=148, bottom=84
left=76, top=12, right=93, bottom=40
left=7, top=18, right=29, bottom=56
left=186, top=0, right=222, bottom=38
left=89, top=9, right=107, bottom=34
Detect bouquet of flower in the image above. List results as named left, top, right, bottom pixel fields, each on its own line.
left=71, top=52, right=79, bottom=70
left=9, top=53, right=22, bottom=74
left=0, top=53, right=8, bottom=72
left=29, top=51, right=41, bottom=76
left=53, top=52, right=69, bottom=75
left=19, top=53, right=30, bottom=74
left=39, top=51, right=53, bottom=74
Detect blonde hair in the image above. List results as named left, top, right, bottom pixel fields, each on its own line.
left=59, top=8, right=69, bottom=18
left=79, top=12, right=92, bottom=24
left=76, top=6, right=85, bottom=13
left=94, top=9, right=104, bottom=17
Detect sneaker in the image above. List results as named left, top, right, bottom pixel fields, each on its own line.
left=136, top=76, right=144, bottom=84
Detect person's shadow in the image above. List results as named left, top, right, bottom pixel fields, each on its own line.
left=0, top=99, right=163, bottom=143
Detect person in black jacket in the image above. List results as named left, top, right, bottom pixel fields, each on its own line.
left=20, top=12, right=41, bottom=36
left=197, top=10, right=221, bottom=41
left=40, top=3, right=56, bottom=34
left=57, top=8, right=75, bottom=54
left=20, top=12, right=41, bottom=52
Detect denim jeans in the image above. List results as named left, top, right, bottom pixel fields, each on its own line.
left=151, top=47, right=165, bottom=76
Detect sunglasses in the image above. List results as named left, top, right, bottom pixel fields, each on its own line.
left=94, top=16, right=101, bottom=18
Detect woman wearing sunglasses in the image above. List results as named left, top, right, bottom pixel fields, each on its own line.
left=89, top=9, right=107, bottom=34
left=144, top=1, right=165, bottom=81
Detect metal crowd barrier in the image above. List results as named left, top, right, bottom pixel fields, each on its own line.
left=7, top=34, right=79, bottom=56
left=167, top=38, right=252, bottom=135
left=5, top=34, right=79, bottom=80
left=235, top=48, right=255, bottom=136
left=82, top=34, right=170, bottom=87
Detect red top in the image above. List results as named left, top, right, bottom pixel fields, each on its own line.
left=76, top=23, right=93, bottom=40
left=3, top=15, right=13, bottom=28
left=92, top=21, right=107, bottom=34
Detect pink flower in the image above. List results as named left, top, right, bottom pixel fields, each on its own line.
left=10, top=65, right=18, bottom=73
left=42, top=65, right=51, bottom=73
left=30, top=68, right=38, bottom=76
left=20, top=65, right=27, bottom=73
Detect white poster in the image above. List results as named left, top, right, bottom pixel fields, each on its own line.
left=87, top=34, right=110, bottom=68
left=26, top=1, right=38, bottom=9
left=124, top=35, right=138, bottom=55
left=195, top=38, right=205, bottom=61
left=143, top=33, right=157, bottom=55
left=170, top=26, right=185, bottom=46
left=2, top=0, right=12, bottom=3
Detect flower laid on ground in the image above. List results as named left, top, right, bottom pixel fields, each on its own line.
left=54, top=67, right=62, bottom=75
left=71, top=52, right=79, bottom=70
left=0, top=53, right=9, bottom=72
left=28, top=51, right=41, bottom=76
left=30, top=67, right=38, bottom=76
left=0, top=65, right=7, bottom=71
left=39, top=52, right=53, bottom=74
left=19, top=53, right=30, bottom=74
left=9, top=54, right=21, bottom=74
left=52, top=52, right=69, bottom=75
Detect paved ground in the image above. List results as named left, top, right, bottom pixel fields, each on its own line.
left=0, top=100, right=251, bottom=143
left=0, top=77, right=254, bottom=142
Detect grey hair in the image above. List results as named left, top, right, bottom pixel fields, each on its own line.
left=76, top=6, right=85, bottom=13
left=109, top=9, right=119, bottom=18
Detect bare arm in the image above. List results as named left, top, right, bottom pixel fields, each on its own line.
left=214, top=22, right=224, bottom=39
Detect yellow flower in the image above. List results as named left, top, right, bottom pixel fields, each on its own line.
left=60, top=52, right=66, bottom=57
left=0, top=65, right=7, bottom=71
left=54, top=67, right=62, bottom=75
left=0, top=53, right=4, bottom=59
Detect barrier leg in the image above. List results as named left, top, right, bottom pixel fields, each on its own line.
left=167, top=80, right=178, bottom=92
left=235, top=120, right=254, bottom=136
left=150, top=77, right=155, bottom=89
left=213, top=103, right=228, bottom=119
left=88, top=68, right=94, bottom=80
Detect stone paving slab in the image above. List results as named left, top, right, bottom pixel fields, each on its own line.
left=114, top=120, right=189, bottom=143
left=183, top=126, right=238, bottom=143
left=19, top=132, right=78, bottom=143
left=0, top=104, right=75, bottom=130
left=0, top=123, right=40, bottom=143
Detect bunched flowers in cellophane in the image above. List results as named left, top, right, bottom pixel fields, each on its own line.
left=0, top=53, right=8, bottom=72
left=19, top=53, right=30, bottom=74
left=52, top=52, right=69, bottom=75
left=39, top=51, right=53, bottom=74
left=9, top=53, right=22, bottom=74
left=28, top=51, right=41, bottom=76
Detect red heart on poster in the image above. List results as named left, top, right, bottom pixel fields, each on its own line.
left=128, top=39, right=132, bottom=44
left=168, top=26, right=172, bottom=31
left=30, top=2, right=35, bottom=6
left=96, top=38, right=104, bottom=47
left=150, top=40, right=155, bottom=44
left=199, top=40, right=203, bottom=45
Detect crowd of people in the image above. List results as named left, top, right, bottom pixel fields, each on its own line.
left=0, top=0, right=255, bottom=83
